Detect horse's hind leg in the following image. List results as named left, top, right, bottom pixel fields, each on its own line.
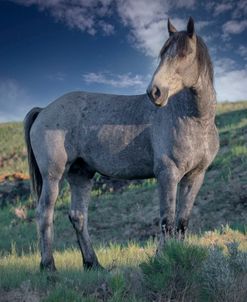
left=37, top=176, right=60, bottom=271
left=177, top=171, right=205, bottom=239
left=67, top=166, right=101, bottom=270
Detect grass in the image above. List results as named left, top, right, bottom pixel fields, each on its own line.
left=0, top=229, right=246, bottom=301
left=0, top=121, right=27, bottom=175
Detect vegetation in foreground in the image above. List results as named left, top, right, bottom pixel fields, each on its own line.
left=0, top=226, right=247, bottom=302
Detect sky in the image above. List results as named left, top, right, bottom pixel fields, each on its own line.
left=0, top=0, right=246, bottom=122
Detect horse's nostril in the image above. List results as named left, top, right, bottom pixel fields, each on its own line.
left=152, top=86, right=161, bottom=100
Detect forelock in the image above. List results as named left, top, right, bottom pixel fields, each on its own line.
left=159, top=32, right=189, bottom=59
left=159, top=32, right=214, bottom=84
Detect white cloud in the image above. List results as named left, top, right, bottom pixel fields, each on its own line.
left=82, top=71, right=149, bottom=91
left=116, top=0, right=210, bottom=57
left=237, top=45, right=247, bottom=60
left=0, top=79, right=33, bottom=122
left=232, top=0, right=247, bottom=18
left=175, top=0, right=196, bottom=9
left=215, top=69, right=247, bottom=102
left=214, top=3, right=232, bottom=16
left=116, top=0, right=192, bottom=57
left=214, top=59, right=247, bottom=101
left=207, top=1, right=247, bottom=19
left=12, top=0, right=114, bottom=35
left=116, top=0, right=170, bottom=57
left=196, top=20, right=211, bottom=31
left=98, top=20, right=115, bottom=35
left=214, top=58, right=237, bottom=75
left=223, top=19, right=247, bottom=34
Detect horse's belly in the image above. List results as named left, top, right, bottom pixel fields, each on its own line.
left=92, top=153, right=154, bottom=179
left=79, top=125, right=154, bottom=179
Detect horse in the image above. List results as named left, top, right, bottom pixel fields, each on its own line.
left=24, top=17, right=219, bottom=271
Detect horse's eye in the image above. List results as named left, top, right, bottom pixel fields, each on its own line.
left=179, top=46, right=193, bottom=59
left=179, top=51, right=187, bottom=58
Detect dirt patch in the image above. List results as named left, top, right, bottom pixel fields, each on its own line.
left=0, top=179, right=30, bottom=208
left=0, top=173, right=29, bottom=183
left=0, top=290, right=41, bottom=302
left=0, top=281, right=41, bottom=302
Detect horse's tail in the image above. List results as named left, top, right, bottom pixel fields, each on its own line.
left=24, top=107, right=43, bottom=201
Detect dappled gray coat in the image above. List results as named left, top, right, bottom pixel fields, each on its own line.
left=24, top=17, right=219, bottom=271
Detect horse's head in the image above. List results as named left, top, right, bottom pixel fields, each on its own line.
left=147, top=17, right=200, bottom=107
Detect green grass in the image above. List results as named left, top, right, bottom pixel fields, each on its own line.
left=0, top=122, right=27, bottom=175
left=0, top=230, right=246, bottom=301
left=213, top=103, right=247, bottom=178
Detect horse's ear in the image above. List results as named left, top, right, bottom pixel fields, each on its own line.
left=187, top=16, right=195, bottom=38
left=168, top=18, right=177, bottom=36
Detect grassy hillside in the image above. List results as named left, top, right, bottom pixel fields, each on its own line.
left=0, top=229, right=246, bottom=301
left=0, top=101, right=247, bottom=301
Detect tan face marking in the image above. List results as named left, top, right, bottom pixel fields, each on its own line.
left=148, top=33, right=198, bottom=107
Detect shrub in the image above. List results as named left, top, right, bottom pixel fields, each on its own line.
left=200, top=242, right=247, bottom=302
left=140, top=240, right=207, bottom=301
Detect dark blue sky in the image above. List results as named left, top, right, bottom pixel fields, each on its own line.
left=0, top=0, right=246, bottom=121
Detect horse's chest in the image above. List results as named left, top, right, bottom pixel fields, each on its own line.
left=171, top=123, right=218, bottom=172
left=155, top=120, right=215, bottom=173
left=174, top=130, right=204, bottom=160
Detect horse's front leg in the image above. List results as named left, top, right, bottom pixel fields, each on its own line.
left=177, top=171, right=205, bottom=239
left=156, top=168, right=179, bottom=251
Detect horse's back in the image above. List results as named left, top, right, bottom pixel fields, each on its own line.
left=38, top=91, right=151, bottom=124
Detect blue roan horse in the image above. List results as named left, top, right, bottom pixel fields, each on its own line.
left=24, top=17, right=219, bottom=270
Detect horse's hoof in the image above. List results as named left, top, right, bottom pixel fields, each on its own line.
left=40, top=259, right=57, bottom=272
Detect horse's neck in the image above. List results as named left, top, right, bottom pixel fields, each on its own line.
left=191, top=74, right=216, bottom=120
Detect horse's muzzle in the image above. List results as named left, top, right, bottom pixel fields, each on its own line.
left=146, top=85, right=169, bottom=107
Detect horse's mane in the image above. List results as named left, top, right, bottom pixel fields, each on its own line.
left=159, top=32, right=214, bottom=84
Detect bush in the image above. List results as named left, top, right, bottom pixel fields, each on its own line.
left=200, top=242, right=247, bottom=302
left=140, top=240, right=207, bottom=301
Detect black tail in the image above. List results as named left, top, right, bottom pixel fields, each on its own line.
left=24, top=107, right=43, bottom=201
